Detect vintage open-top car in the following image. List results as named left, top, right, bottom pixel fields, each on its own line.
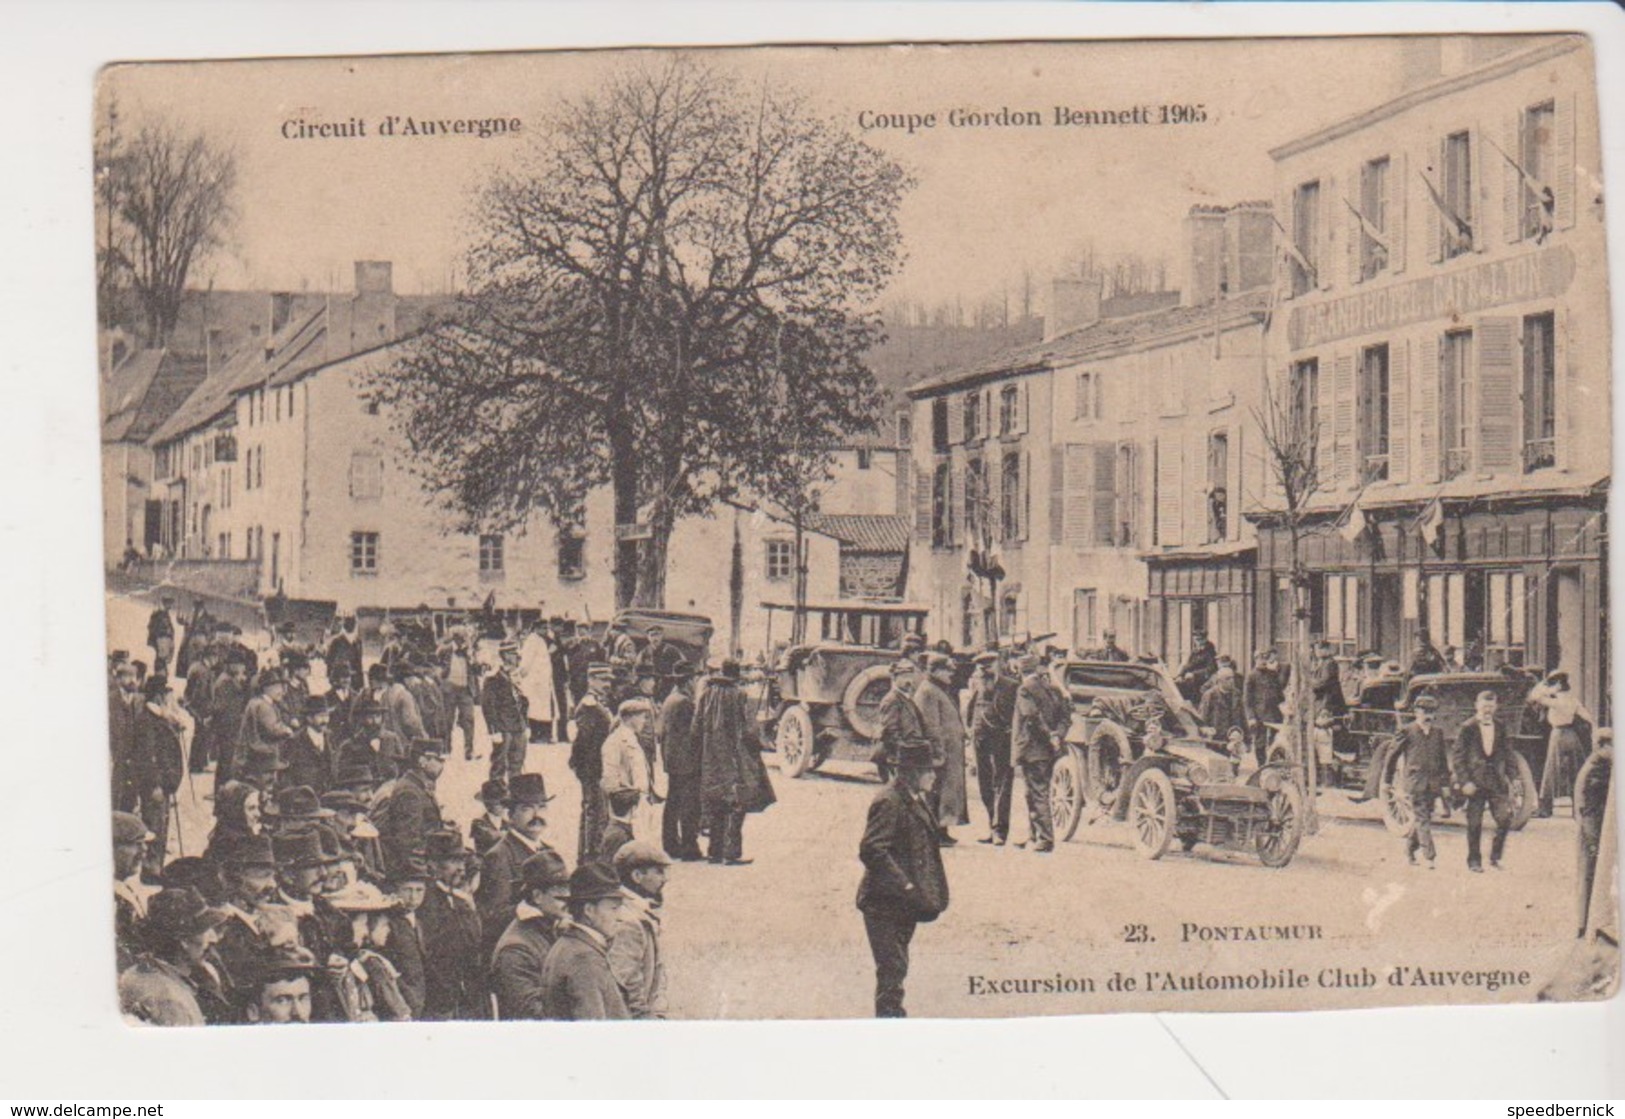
left=754, top=600, right=928, bottom=778
left=1334, top=670, right=1545, bottom=835
left=1050, top=660, right=1305, bottom=866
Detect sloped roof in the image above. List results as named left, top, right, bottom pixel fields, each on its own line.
left=907, top=288, right=1273, bottom=398
left=102, top=349, right=207, bottom=444
left=802, top=512, right=910, bottom=553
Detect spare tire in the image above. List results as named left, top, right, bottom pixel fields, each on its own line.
left=842, top=664, right=894, bottom=742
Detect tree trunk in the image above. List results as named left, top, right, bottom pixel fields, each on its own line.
left=791, top=510, right=808, bottom=646
left=633, top=499, right=674, bottom=609
left=1287, top=521, right=1320, bottom=833
left=610, top=424, right=640, bottom=609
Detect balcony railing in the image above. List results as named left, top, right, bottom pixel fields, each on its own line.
left=1522, top=437, right=1556, bottom=473
left=1442, top=446, right=1472, bottom=480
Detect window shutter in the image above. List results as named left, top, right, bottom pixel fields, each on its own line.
left=1555, top=309, right=1571, bottom=470
left=1554, top=93, right=1576, bottom=229
left=1391, top=151, right=1409, bottom=274
left=1426, top=140, right=1444, bottom=263
left=914, top=468, right=932, bottom=539
left=1049, top=445, right=1066, bottom=546
left=947, top=393, right=965, bottom=445
left=1016, top=380, right=1030, bottom=436
left=1094, top=373, right=1105, bottom=420
left=1472, top=123, right=1490, bottom=252
left=1018, top=450, right=1032, bottom=541
left=1278, top=188, right=1296, bottom=302
left=986, top=453, right=1002, bottom=542
left=1416, top=335, right=1441, bottom=483
left=983, top=389, right=994, bottom=441
left=1388, top=339, right=1411, bottom=483
left=1476, top=316, right=1518, bottom=472
left=1320, top=173, right=1337, bottom=290
left=1063, top=444, right=1092, bottom=547
left=949, top=460, right=963, bottom=545
left=1156, top=437, right=1183, bottom=546
left=1092, top=443, right=1116, bottom=547
left=1347, top=170, right=1363, bottom=285
left=1332, top=351, right=1356, bottom=488
left=1503, top=111, right=1523, bottom=244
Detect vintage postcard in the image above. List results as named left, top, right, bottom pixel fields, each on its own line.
left=95, top=34, right=1617, bottom=1025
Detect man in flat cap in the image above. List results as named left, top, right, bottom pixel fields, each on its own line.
left=490, top=848, right=573, bottom=1020
left=113, top=811, right=155, bottom=971
left=917, top=653, right=969, bottom=844
left=238, top=668, right=297, bottom=778
left=608, top=841, right=671, bottom=1019
left=476, top=772, right=559, bottom=957
left=540, top=863, right=630, bottom=1020
left=966, top=650, right=1018, bottom=845
left=570, top=662, right=615, bottom=863
left=877, top=658, right=930, bottom=787
left=1397, top=694, right=1450, bottom=868
left=602, top=698, right=655, bottom=828
left=856, top=737, right=950, bottom=1018
left=482, top=639, right=531, bottom=785
left=1012, top=653, right=1069, bottom=853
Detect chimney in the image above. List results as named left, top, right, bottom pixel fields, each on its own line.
left=1045, top=275, right=1102, bottom=342
left=350, top=260, right=398, bottom=349
left=354, top=260, right=393, bottom=295
left=1182, top=205, right=1228, bottom=307
left=1224, top=201, right=1275, bottom=297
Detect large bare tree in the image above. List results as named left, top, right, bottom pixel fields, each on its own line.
left=373, top=57, right=907, bottom=609
left=97, top=114, right=237, bottom=347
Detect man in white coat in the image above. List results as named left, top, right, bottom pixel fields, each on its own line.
left=517, top=618, right=559, bottom=744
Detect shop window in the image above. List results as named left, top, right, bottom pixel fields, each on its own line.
left=1484, top=570, right=1527, bottom=669
left=1323, top=574, right=1361, bottom=658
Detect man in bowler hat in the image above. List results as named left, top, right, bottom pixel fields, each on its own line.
left=539, top=863, right=629, bottom=1020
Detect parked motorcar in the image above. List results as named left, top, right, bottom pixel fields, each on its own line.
left=612, top=608, right=714, bottom=671
left=754, top=601, right=928, bottom=778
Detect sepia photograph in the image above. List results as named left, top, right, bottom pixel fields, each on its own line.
left=90, top=30, right=1617, bottom=1030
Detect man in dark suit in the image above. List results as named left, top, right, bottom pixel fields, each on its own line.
left=147, top=595, right=177, bottom=677
left=481, top=641, right=530, bottom=786
left=856, top=737, right=950, bottom=1018
left=1449, top=690, right=1517, bottom=872
left=381, top=857, right=429, bottom=1019
left=325, top=616, right=365, bottom=693
left=1396, top=695, right=1450, bottom=867
left=570, top=664, right=614, bottom=863
left=658, top=666, right=702, bottom=860
left=490, top=849, right=573, bottom=1020
left=416, top=830, right=486, bottom=1020
left=475, top=773, right=559, bottom=957
left=375, top=739, right=446, bottom=880
left=966, top=651, right=1018, bottom=845
left=1011, top=654, right=1068, bottom=853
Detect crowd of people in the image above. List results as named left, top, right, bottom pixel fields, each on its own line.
left=109, top=595, right=775, bottom=1025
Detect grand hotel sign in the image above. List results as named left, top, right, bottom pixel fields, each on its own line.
left=1286, top=245, right=1576, bottom=351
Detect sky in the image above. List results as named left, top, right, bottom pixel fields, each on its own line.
left=98, top=37, right=1500, bottom=315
